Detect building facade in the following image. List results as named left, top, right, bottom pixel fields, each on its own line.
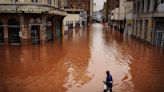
left=0, top=0, right=67, bottom=45
left=109, top=0, right=126, bottom=32
left=93, top=3, right=96, bottom=12
left=106, top=0, right=120, bottom=22
left=133, top=0, right=164, bottom=47
left=102, top=2, right=107, bottom=22
left=108, top=0, right=133, bottom=33
left=107, top=0, right=120, bottom=13
left=107, top=0, right=121, bottom=28
left=90, top=0, right=93, bottom=18
left=66, top=0, right=92, bottom=21
left=124, top=0, right=133, bottom=36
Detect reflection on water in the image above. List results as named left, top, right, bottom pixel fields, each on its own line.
left=0, top=24, right=164, bottom=92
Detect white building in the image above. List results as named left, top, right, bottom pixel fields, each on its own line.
left=63, top=9, right=87, bottom=33
left=109, top=0, right=134, bottom=34
left=111, top=8, right=119, bottom=27
left=110, top=0, right=127, bottom=32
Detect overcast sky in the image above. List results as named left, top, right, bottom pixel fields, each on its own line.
left=94, top=0, right=106, bottom=11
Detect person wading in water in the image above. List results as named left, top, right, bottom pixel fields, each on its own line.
left=103, top=71, right=113, bottom=92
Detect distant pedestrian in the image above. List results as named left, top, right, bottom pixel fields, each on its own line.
left=103, top=71, right=113, bottom=92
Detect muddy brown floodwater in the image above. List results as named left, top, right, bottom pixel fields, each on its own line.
left=0, top=24, right=164, bottom=92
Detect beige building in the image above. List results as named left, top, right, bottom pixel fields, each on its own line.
left=93, top=3, right=96, bottom=12
left=0, top=0, right=67, bottom=45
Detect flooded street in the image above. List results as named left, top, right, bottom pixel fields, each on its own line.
left=0, top=24, right=164, bottom=92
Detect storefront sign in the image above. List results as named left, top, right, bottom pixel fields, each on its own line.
left=127, top=20, right=133, bottom=24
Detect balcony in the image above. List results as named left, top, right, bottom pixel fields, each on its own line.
left=0, top=3, right=67, bottom=16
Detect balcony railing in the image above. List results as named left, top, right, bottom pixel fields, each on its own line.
left=0, top=3, right=67, bottom=16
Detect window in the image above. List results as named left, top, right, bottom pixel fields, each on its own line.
left=11, top=0, right=18, bottom=3
left=154, top=0, right=158, bottom=11
left=48, top=0, right=51, bottom=4
left=156, top=21, right=164, bottom=31
left=147, top=0, right=150, bottom=12
left=134, top=3, right=136, bottom=14
left=137, top=2, right=140, bottom=13
left=32, top=0, right=38, bottom=3
left=58, top=0, right=61, bottom=8
left=141, top=0, right=144, bottom=13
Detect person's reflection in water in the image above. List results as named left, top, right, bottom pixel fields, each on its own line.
left=103, top=71, right=113, bottom=92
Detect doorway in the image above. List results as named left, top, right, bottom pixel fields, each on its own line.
left=46, top=26, right=53, bottom=41
left=144, top=20, right=148, bottom=40
left=56, top=22, right=62, bottom=37
left=31, top=26, right=40, bottom=44
left=8, top=19, right=20, bottom=44
left=0, top=21, right=4, bottom=44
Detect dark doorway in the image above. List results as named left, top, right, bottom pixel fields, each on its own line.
left=0, top=21, right=4, bottom=44
left=31, top=26, right=40, bottom=44
left=8, top=19, right=20, bottom=45
left=140, top=20, right=142, bottom=37
left=144, top=20, right=148, bottom=40
left=46, top=26, right=53, bottom=41
left=155, top=21, right=164, bottom=46
left=46, top=19, right=53, bottom=41
left=56, top=22, right=62, bottom=37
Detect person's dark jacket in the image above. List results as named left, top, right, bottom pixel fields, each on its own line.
left=106, top=74, right=113, bottom=87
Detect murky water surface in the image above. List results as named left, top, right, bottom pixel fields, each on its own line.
left=0, top=24, right=164, bottom=92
